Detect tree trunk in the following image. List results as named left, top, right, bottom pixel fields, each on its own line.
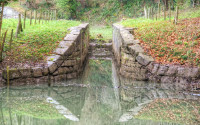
left=144, top=6, right=147, bottom=18
left=24, top=10, right=27, bottom=29
left=16, top=14, right=22, bottom=38
left=30, top=10, right=32, bottom=25
left=0, top=30, right=8, bottom=62
left=158, top=3, right=161, bottom=18
left=162, top=0, right=169, bottom=10
left=9, top=29, right=13, bottom=51
left=0, top=2, right=5, bottom=38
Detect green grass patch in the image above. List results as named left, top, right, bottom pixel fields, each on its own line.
left=2, top=19, right=80, bottom=62
left=90, top=26, right=112, bottom=41
left=3, top=97, right=65, bottom=119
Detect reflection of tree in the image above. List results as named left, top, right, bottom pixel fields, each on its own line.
left=85, top=60, right=112, bottom=87
left=17, top=115, right=22, bottom=125
left=9, top=106, right=12, bottom=125
left=0, top=98, right=5, bottom=125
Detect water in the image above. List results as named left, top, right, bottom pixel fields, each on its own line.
left=0, top=59, right=199, bottom=125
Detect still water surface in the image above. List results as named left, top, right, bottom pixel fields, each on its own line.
left=0, top=59, right=199, bottom=125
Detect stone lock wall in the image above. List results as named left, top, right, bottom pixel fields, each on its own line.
left=112, top=24, right=200, bottom=86
left=1, top=23, right=89, bottom=86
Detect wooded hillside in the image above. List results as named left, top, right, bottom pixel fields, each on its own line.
left=8, top=0, right=200, bottom=24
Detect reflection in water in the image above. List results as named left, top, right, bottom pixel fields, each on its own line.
left=0, top=59, right=199, bottom=125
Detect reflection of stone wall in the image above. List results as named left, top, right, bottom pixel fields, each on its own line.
left=119, top=78, right=200, bottom=112
left=112, top=24, right=200, bottom=85
left=1, top=23, right=89, bottom=86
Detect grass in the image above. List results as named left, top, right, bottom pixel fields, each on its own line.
left=135, top=98, right=200, bottom=125
left=90, top=25, right=112, bottom=41
left=120, top=7, right=200, bottom=67
left=1, top=19, right=80, bottom=63
left=3, top=97, right=65, bottom=119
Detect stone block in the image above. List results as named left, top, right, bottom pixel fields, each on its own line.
left=161, top=76, right=175, bottom=83
left=121, top=33, right=134, bottom=46
left=35, top=76, right=49, bottom=84
left=62, top=60, right=76, bottom=67
left=3, top=69, right=21, bottom=80
left=48, top=63, right=58, bottom=74
left=128, top=44, right=144, bottom=56
left=177, top=67, right=189, bottom=77
left=54, top=47, right=69, bottom=55
left=175, top=77, right=189, bottom=90
left=0, top=76, right=5, bottom=86
left=74, top=65, right=79, bottom=71
left=151, top=64, right=160, bottom=74
left=46, top=55, right=61, bottom=62
left=55, top=60, right=64, bottom=67
left=147, top=62, right=154, bottom=72
left=157, top=65, right=168, bottom=76
left=120, top=66, right=140, bottom=73
left=166, top=65, right=178, bottom=76
left=140, top=68, right=147, bottom=74
left=66, top=72, right=77, bottom=79
left=136, top=53, right=154, bottom=66
left=19, top=69, right=32, bottom=78
left=64, top=34, right=78, bottom=41
left=78, top=23, right=89, bottom=29
left=54, top=74, right=67, bottom=82
left=10, top=78, right=27, bottom=86
left=43, top=67, right=49, bottom=76
left=148, top=75, right=161, bottom=83
left=52, top=70, right=59, bottom=76
left=175, top=77, right=188, bottom=84
left=57, top=67, right=69, bottom=75
left=64, top=45, right=75, bottom=56
left=121, top=53, right=135, bottom=62
left=69, top=67, right=74, bottom=72
left=58, top=41, right=73, bottom=48
left=32, top=68, right=43, bottom=78
left=70, top=30, right=81, bottom=35
left=187, top=67, right=199, bottom=78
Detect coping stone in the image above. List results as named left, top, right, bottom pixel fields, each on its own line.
left=64, top=34, right=78, bottom=41
left=136, top=53, right=154, bottom=66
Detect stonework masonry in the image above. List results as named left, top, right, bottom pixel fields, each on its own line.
left=112, top=23, right=200, bottom=88
left=0, top=23, right=89, bottom=86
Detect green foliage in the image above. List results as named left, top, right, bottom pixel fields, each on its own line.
left=0, top=0, right=11, bottom=4
left=56, top=0, right=80, bottom=19
left=38, top=0, right=53, bottom=9
left=174, top=40, right=183, bottom=45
